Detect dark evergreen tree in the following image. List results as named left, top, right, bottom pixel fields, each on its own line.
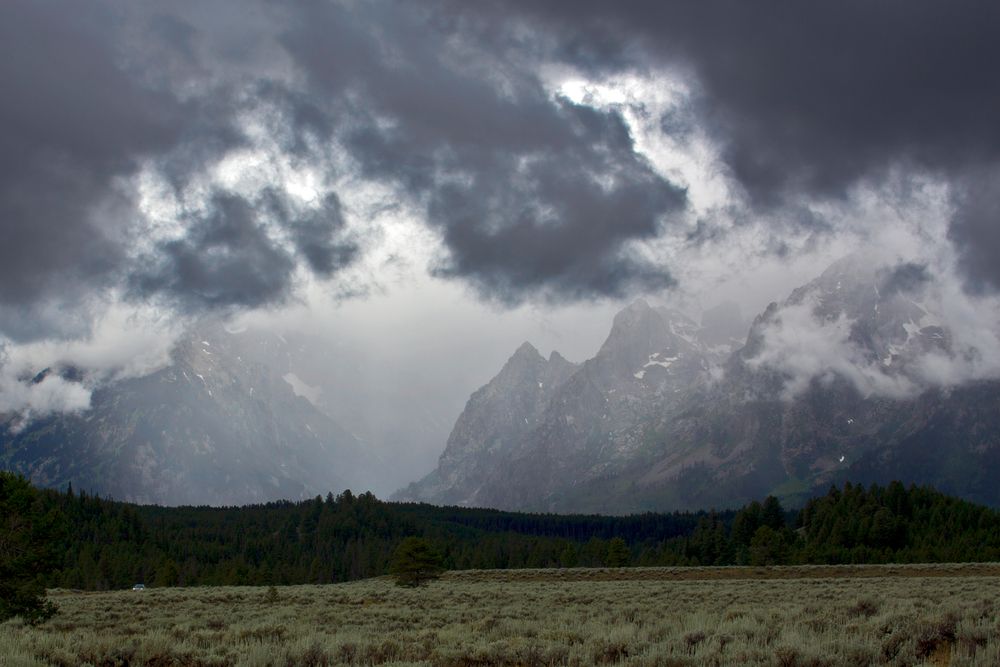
left=761, top=496, right=786, bottom=530
left=749, top=526, right=788, bottom=565
left=389, top=537, right=444, bottom=586
left=605, top=537, right=630, bottom=567
left=0, top=473, right=64, bottom=624
left=3, top=477, right=996, bottom=590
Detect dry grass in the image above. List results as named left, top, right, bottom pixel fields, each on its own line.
left=2, top=565, right=998, bottom=666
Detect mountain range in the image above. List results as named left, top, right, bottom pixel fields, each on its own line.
left=397, top=255, right=1000, bottom=511
left=0, top=323, right=377, bottom=505
left=4, top=254, right=1000, bottom=510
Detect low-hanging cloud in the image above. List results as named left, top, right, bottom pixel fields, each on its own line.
left=0, top=346, right=91, bottom=430
left=746, top=254, right=1000, bottom=401
left=746, top=299, right=918, bottom=400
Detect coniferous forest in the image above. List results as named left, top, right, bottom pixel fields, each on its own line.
left=4, top=477, right=996, bottom=592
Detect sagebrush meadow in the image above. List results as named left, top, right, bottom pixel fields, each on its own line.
left=3, top=565, right=998, bottom=666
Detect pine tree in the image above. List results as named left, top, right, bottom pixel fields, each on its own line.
left=389, top=537, right=444, bottom=587
left=605, top=537, right=631, bottom=567
left=0, top=473, right=65, bottom=624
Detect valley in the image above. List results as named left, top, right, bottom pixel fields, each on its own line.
left=4, top=567, right=998, bottom=666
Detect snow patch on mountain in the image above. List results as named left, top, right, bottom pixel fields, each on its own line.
left=282, top=372, right=322, bottom=406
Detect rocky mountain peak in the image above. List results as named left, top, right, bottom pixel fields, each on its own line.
left=494, top=341, right=546, bottom=384
left=395, top=336, right=580, bottom=506
left=510, top=340, right=544, bottom=363
left=548, top=350, right=571, bottom=366
left=771, top=253, right=949, bottom=374
left=598, top=298, right=660, bottom=351
left=595, top=299, right=704, bottom=380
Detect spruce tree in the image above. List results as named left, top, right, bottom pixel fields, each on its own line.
left=389, top=537, right=444, bottom=587
left=605, top=537, right=630, bottom=567
left=0, top=473, right=64, bottom=624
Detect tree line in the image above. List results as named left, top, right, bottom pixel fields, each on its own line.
left=5, top=473, right=1000, bottom=602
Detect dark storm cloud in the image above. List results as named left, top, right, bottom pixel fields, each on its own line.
left=453, top=0, right=1000, bottom=288
left=0, top=1, right=184, bottom=315
left=131, top=194, right=296, bottom=310
left=429, top=142, right=681, bottom=300
left=1, top=0, right=693, bottom=340
left=0, top=0, right=258, bottom=338
left=484, top=1, right=1000, bottom=192
left=7, top=0, right=1000, bottom=343
left=879, top=262, right=932, bottom=297
left=264, top=191, right=359, bottom=278
left=280, top=1, right=687, bottom=302
left=0, top=1, right=356, bottom=340
left=948, top=169, right=1000, bottom=295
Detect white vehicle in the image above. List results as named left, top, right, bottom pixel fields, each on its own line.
left=132, top=583, right=146, bottom=591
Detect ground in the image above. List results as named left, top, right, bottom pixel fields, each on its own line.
left=2, top=564, right=999, bottom=666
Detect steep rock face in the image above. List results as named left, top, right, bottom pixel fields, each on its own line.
left=400, top=256, right=1000, bottom=512
left=396, top=342, right=578, bottom=505
left=471, top=301, right=717, bottom=509
left=577, top=257, right=1000, bottom=511
left=0, top=323, right=374, bottom=505
left=397, top=300, right=722, bottom=508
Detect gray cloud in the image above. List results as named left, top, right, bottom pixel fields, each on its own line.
left=5, top=0, right=1000, bottom=346
left=266, top=191, right=359, bottom=278
left=453, top=0, right=1000, bottom=289
left=948, top=168, right=1000, bottom=294
left=280, top=1, right=688, bottom=302
left=426, top=103, right=683, bottom=301
left=0, top=1, right=183, bottom=317
left=879, top=263, right=932, bottom=298
left=130, top=194, right=297, bottom=311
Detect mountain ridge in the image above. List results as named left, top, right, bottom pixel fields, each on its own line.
left=0, top=323, right=376, bottom=505
left=397, top=255, right=1000, bottom=512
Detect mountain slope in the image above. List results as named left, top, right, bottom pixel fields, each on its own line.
left=0, top=323, right=374, bottom=505
left=397, top=300, right=725, bottom=508
left=396, top=342, right=579, bottom=505
left=399, top=256, right=1000, bottom=512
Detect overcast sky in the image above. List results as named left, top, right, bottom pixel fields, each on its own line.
left=3, top=1, right=1000, bottom=436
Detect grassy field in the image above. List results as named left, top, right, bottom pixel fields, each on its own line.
left=2, top=565, right=998, bottom=666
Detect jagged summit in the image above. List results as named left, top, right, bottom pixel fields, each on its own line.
left=397, top=297, right=718, bottom=508
left=397, top=254, right=1000, bottom=513
left=394, top=333, right=579, bottom=507
left=510, top=340, right=543, bottom=362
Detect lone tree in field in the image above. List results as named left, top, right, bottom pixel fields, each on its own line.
left=0, top=473, right=64, bottom=624
left=605, top=537, right=631, bottom=567
left=389, top=537, right=444, bottom=587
